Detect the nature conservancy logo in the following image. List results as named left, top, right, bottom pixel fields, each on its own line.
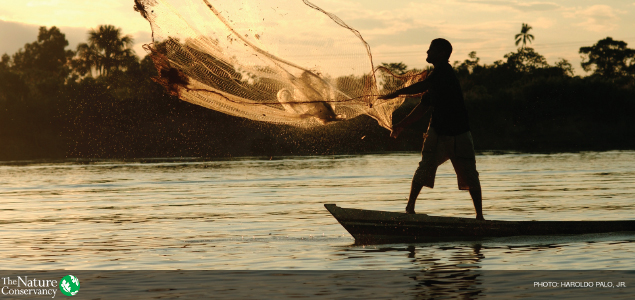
left=58, top=275, right=80, bottom=297
left=1, top=275, right=80, bottom=298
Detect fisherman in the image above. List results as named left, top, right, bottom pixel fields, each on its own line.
left=379, top=38, right=484, bottom=220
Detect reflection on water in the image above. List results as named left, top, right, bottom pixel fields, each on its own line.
left=0, top=151, right=634, bottom=270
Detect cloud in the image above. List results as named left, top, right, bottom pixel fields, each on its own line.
left=569, top=5, right=622, bottom=32
left=347, top=17, right=390, bottom=30
left=366, top=26, right=439, bottom=46
left=510, top=1, right=560, bottom=12
left=0, top=20, right=87, bottom=56
left=0, top=20, right=39, bottom=55
left=458, top=0, right=560, bottom=12
left=0, top=20, right=150, bottom=58
left=531, top=17, right=555, bottom=29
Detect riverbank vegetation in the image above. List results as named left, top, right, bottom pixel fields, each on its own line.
left=1, top=25, right=634, bottom=160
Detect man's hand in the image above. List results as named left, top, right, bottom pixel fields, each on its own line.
left=390, top=125, right=405, bottom=138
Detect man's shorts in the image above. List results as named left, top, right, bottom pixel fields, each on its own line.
left=412, top=127, right=481, bottom=190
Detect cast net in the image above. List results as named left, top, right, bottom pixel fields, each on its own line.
left=134, top=0, right=427, bottom=129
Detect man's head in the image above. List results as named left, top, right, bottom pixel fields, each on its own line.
left=426, top=38, right=452, bottom=64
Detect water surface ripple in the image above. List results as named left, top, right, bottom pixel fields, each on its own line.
left=1, top=151, right=634, bottom=269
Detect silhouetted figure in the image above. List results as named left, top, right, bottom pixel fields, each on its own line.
left=379, top=38, right=484, bottom=220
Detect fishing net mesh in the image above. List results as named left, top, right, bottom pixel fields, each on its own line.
left=134, top=0, right=427, bottom=129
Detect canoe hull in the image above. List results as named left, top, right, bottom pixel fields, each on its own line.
left=324, top=204, right=635, bottom=243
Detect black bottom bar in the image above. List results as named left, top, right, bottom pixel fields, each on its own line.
left=1, top=270, right=634, bottom=299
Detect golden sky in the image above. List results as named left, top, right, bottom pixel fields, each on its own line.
left=1, top=0, right=634, bottom=75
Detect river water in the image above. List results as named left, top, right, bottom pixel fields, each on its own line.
left=1, top=151, right=634, bottom=271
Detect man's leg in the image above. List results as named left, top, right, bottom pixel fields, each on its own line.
left=408, top=149, right=447, bottom=214
left=406, top=180, right=424, bottom=214
left=469, top=188, right=484, bottom=220
left=408, top=128, right=443, bottom=214
left=451, top=132, right=484, bottom=220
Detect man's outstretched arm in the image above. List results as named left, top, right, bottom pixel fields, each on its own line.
left=378, top=80, right=432, bottom=100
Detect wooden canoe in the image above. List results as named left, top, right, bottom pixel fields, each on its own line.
left=324, top=204, right=635, bottom=243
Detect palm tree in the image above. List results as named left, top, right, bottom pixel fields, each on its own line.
left=515, top=23, right=534, bottom=49
left=74, top=25, right=136, bottom=76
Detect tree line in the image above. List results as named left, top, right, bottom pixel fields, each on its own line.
left=449, top=24, right=635, bottom=151
left=1, top=25, right=634, bottom=160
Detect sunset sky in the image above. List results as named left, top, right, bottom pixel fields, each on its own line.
left=1, top=0, right=634, bottom=75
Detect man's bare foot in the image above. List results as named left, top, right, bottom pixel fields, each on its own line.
left=476, top=215, right=485, bottom=221
left=406, top=209, right=416, bottom=214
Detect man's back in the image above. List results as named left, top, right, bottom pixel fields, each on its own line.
left=426, top=62, right=470, bottom=136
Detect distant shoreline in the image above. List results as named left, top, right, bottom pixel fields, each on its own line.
left=2, top=148, right=634, bottom=164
